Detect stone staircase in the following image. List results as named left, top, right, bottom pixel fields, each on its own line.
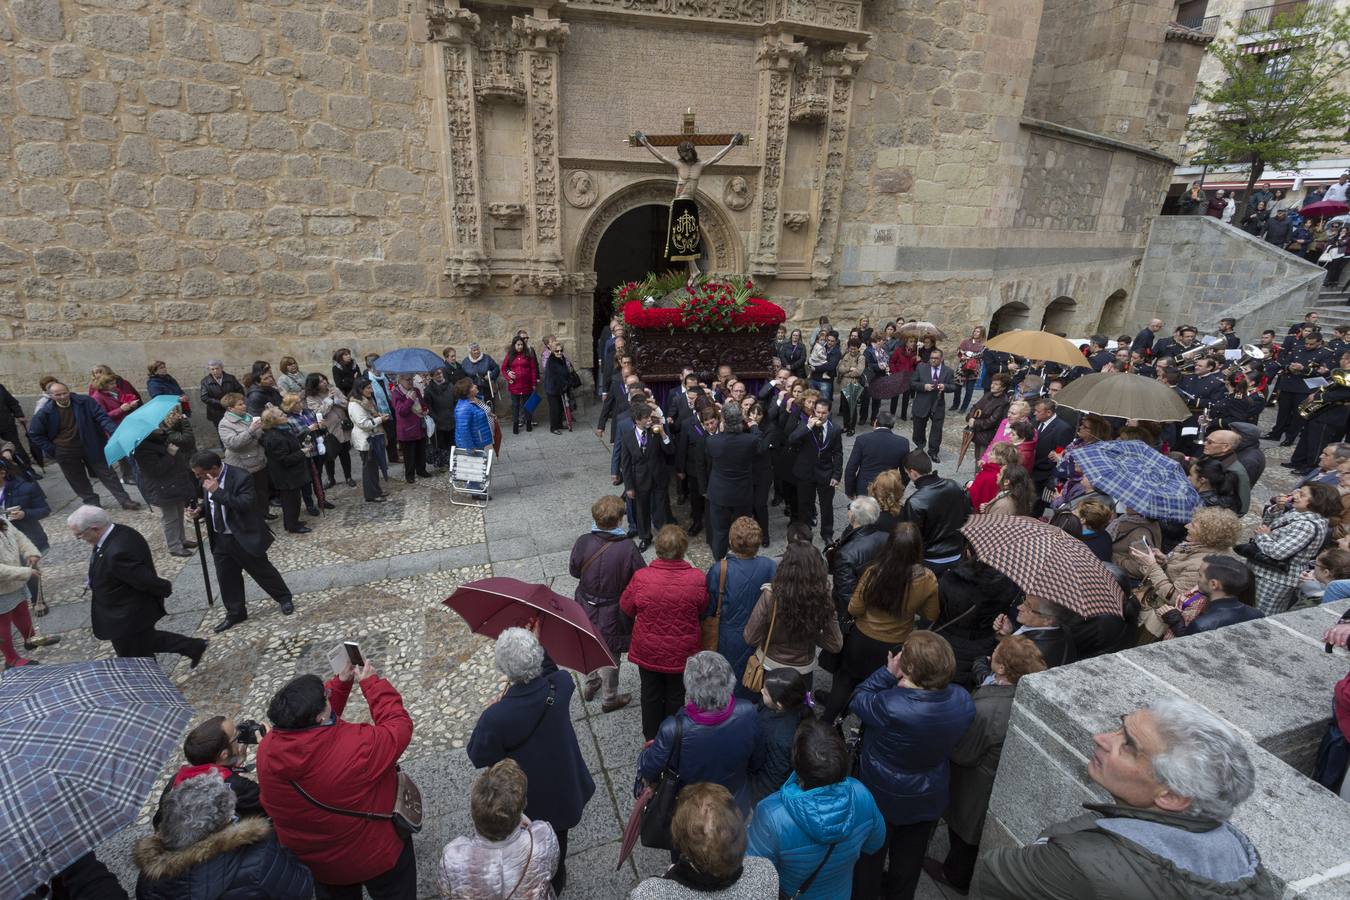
left=1308, top=277, right=1350, bottom=329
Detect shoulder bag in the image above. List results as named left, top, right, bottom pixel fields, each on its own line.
left=780, top=842, right=837, bottom=900
left=742, top=591, right=778, bottom=693
left=701, top=559, right=726, bottom=651
left=290, top=768, right=424, bottom=840
left=638, top=716, right=683, bottom=850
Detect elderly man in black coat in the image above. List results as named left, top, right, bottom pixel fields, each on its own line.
left=843, top=411, right=911, bottom=499
left=468, top=627, right=595, bottom=896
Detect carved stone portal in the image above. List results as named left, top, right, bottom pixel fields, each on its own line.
left=574, top=180, right=743, bottom=275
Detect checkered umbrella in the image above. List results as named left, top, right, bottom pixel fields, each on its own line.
left=0, top=658, right=193, bottom=899
left=960, top=514, right=1124, bottom=618
left=1070, top=439, right=1200, bottom=523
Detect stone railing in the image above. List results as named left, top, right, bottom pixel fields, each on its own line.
left=976, top=599, right=1350, bottom=896
left=1132, top=215, right=1325, bottom=340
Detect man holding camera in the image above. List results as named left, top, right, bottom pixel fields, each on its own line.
left=153, top=715, right=266, bottom=828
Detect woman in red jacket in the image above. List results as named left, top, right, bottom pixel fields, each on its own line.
left=504, top=337, right=539, bottom=435
left=620, top=524, right=709, bottom=740
left=888, top=335, right=920, bottom=421
left=256, top=659, right=415, bottom=897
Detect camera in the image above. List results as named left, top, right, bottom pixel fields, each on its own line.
left=235, top=719, right=268, bottom=745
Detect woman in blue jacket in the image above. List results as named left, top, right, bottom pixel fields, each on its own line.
left=850, top=631, right=975, bottom=900
left=748, top=718, right=886, bottom=900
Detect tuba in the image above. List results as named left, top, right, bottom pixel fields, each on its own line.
left=1299, top=369, right=1350, bottom=419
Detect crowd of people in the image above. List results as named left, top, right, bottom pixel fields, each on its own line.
left=10, top=304, right=1350, bottom=900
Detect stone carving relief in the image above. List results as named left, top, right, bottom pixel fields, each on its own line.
left=782, top=211, right=809, bottom=231
left=427, top=2, right=480, bottom=41
left=723, top=176, right=752, bottom=211
left=790, top=52, right=827, bottom=123
left=487, top=202, right=526, bottom=221
left=564, top=170, right=598, bottom=208
left=528, top=54, right=561, bottom=248
left=811, top=47, right=866, bottom=291
left=774, top=0, right=863, bottom=29
left=751, top=36, right=804, bottom=276
left=474, top=20, right=525, bottom=103
left=567, top=0, right=768, bottom=22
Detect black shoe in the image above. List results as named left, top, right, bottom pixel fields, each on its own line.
left=287, top=525, right=313, bottom=534
left=345, top=478, right=356, bottom=487
left=688, top=523, right=702, bottom=536
left=169, top=549, right=194, bottom=558
left=321, top=501, right=336, bottom=510
left=306, top=507, right=320, bottom=516
left=324, top=478, right=336, bottom=489
left=264, top=513, right=278, bottom=521
left=120, top=501, right=144, bottom=511
left=551, top=429, right=564, bottom=434
left=1262, top=432, right=1281, bottom=440
left=638, top=538, right=652, bottom=551
left=1292, top=467, right=1315, bottom=476
left=761, top=534, right=771, bottom=548
left=416, top=470, right=433, bottom=478
left=770, top=495, right=782, bottom=507
left=1280, top=438, right=1296, bottom=447
left=1281, top=461, right=1302, bottom=469
left=930, top=454, right=942, bottom=463
left=213, top=616, right=245, bottom=634
left=189, top=640, right=208, bottom=669
left=278, top=600, right=295, bottom=616
left=526, top=421, right=533, bottom=432
left=270, top=498, right=282, bottom=508
left=513, top=423, right=520, bottom=435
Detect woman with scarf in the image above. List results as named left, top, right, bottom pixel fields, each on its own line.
left=275, top=357, right=305, bottom=396
left=347, top=378, right=389, bottom=502
left=280, top=394, right=328, bottom=514
left=216, top=392, right=272, bottom=520
left=303, top=374, right=354, bottom=489
left=965, top=372, right=1012, bottom=462
left=951, top=326, right=986, bottom=413
left=391, top=373, right=432, bottom=483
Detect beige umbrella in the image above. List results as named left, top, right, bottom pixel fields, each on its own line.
left=984, top=330, right=1087, bottom=370
left=1051, top=372, right=1192, bottom=422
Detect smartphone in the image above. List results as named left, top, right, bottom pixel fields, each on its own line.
left=344, top=641, right=365, bottom=667
left=1138, top=534, right=1151, bottom=551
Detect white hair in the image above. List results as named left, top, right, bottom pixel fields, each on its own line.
left=158, top=773, right=235, bottom=850
left=848, top=495, right=880, bottom=527
left=67, top=505, right=112, bottom=533
left=1147, top=696, right=1255, bottom=821
left=494, top=627, right=544, bottom=685
left=205, top=359, right=224, bottom=368
left=683, top=651, right=734, bottom=712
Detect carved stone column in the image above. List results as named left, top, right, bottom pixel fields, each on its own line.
left=812, top=46, right=867, bottom=291
left=750, top=35, right=805, bottom=278
left=430, top=6, right=490, bottom=295
left=514, top=14, right=569, bottom=294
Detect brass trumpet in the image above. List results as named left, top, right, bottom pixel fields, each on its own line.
left=1299, top=368, right=1350, bottom=419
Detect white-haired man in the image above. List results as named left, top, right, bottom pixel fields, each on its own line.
left=974, top=697, right=1277, bottom=898
left=69, top=505, right=206, bottom=664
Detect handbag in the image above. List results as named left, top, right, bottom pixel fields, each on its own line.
left=780, top=843, right=837, bottom=900
left=1234, top=538, right=1306, bottom=573
left=31, top=576, right=49, bottom=618
left=701, top=559, right=726, bottom=652
left=423, top=415, right=436, bottom=439
left=291, top=768, right=424, bottom=839
left=524, top=391, right=542, bottom=414
left=742, top=590, right=779, bottom=693
left=638, top=716, right=683, bottom=849
left=566, top=366, right=582, bottom=391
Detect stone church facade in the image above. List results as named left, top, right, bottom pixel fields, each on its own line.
left=0, top=0, right=1207, bottom=385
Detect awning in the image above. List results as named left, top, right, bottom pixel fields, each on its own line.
left=1172, top=166, right=1349, bottom=190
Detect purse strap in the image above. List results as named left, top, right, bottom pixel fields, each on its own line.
left=712, top=559, right=729, bottom=618
left=290, top=777, right=395, bottom=823
left=579, top=539, right=616, bottom=575
left=760, top=589, right=779, bottom=656
left=504, top=679, right=556, bottom=753
left=503, top=825, right=534, bottom=900
left=789, top=843, right=837, bottom=899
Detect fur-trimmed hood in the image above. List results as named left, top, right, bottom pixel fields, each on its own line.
left=134, top=816, right=271, bottom=881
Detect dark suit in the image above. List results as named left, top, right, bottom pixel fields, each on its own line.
left=787, top=418, right=844, bottom=540
left=910, top=362, right=955, bottom=456
left=619, top=426, right=674, bottom=541
left=704, top=429, right=769, bottom=559
left=843, top=428, right=911, bottom=498
left=201, top=464, right=293, bottom=621
left=89, top=523, right=203, bottom=659
left=1031, top=415, right=1075, bottom=503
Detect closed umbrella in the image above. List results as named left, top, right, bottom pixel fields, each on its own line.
left=444, top=577, right=616, bottom=674
left=0, top=658, right=194, bottom=899
left=102, top=393, right=184, bottom=466
left=1069, top=440, right=1200, bottom=522
left=372, top=348, right=447, bottom=374
left=984, top=330, right=1087, bottom=370
left=1052, top=372, right=1191, bottom=422
left=960, top=514, right=1124, bottom=618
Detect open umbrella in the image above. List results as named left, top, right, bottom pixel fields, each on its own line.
left=1052, top=372, right=1191, bottom=422
left=444, top=577, right=616, bottom=674
left=1069, top=440, right=1200, bottom=522
left=102, top=394, right=184, bottom=466
left=898, top=321, right=945, bottom=341
left=960, top=514, right=1124, bottom=618
left=984, top=330, right=1087, bottom=370
left=865, top=372, right=911, bottom=399
left=1301, top=199, right=1349, bottom=219
left=372, top=347, right=446, bottom=374
left=0, top=658, right=193, bottom=899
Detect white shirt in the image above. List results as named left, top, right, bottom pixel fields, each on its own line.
left=207, top=465, right=231, bottom=534
left=1325, top=182, right=1349, bottom=203
left=94, top=523, right=115, bottom=553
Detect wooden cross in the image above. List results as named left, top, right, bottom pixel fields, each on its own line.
left=626, top=108, right=751, bottom=147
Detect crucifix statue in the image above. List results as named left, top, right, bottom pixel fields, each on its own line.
left=629, top=109, right=746, bottom=286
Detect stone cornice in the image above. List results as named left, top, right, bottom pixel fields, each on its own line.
left=1020, top=117, right=1179, bottom=166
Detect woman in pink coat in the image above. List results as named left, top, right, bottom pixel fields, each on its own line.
left=504, top=337, right=539, bottom=435
left=391, top=373, right=433, bottom=483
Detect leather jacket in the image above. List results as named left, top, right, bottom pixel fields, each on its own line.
left=901, top=473, right=972, bottom=560
left=830, top=524, right=887, bottom=620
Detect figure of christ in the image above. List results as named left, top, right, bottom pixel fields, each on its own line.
left=635, top=131, right=744, bottom=286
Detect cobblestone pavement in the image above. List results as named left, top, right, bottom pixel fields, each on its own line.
left=14, top=395, right=1298, bottom=898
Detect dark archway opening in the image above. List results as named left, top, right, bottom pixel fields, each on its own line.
left=989, top=302, right=1031, bottom=338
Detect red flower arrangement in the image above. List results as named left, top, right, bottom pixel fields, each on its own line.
left=619, top=278, right=786, bottom=334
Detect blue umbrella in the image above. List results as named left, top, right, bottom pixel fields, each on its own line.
left=0, top=658, right=193, bottom=899
left=1070, top=439, right=1200, bottom=523
left=372, top=347, right=445, bottom=374
left=103, top=393, right=184, bottom=466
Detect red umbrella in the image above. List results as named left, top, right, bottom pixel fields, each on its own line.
left=617, top=784, right=654, bottom=870
left=444, top=577, right=616, bottom=674
left=1300, top=199, right=1349, bottom=218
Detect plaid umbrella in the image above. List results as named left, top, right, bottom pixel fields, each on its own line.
left=0, top=658, right=193, bottom=899
left=1069, top=439, right=1200, bottom=523
left=960, top=514, right=1124, bottom=618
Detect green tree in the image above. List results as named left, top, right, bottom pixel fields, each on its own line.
left=1189, top=6, right=1350, bottom=222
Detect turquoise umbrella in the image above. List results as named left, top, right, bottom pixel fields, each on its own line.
left=103, top=394, right=183, bottom=466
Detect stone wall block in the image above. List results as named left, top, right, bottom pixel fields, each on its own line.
left=12, top=0, right=66, bottom=41
left=15, top=143, right=66, bottom=177
left=147, top=110, right=198, bottom=143
left=76, top=14, right=150, bottom=53
left=215, top=25, right=262, bottom=64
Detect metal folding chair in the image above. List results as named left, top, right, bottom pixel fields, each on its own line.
left=448, top=447, right=493, bottom=507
